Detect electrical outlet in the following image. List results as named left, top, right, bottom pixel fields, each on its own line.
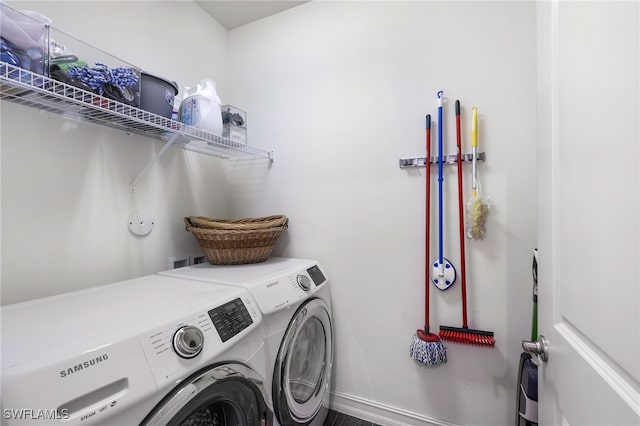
left=190, top=254, right=207, bottom=265
left=169, top=256, right=189, bottom=269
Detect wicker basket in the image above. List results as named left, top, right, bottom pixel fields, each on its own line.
left=184, top=215, right=288, bottom=265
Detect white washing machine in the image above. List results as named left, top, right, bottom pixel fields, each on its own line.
left=159, top=257, right=333, bottom=426
left=1, top=274, right=273, bottom=425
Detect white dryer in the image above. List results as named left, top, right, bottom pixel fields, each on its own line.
left=1, top=274, right=273, bottom=425
left=159, top=257, right=333, bottom=426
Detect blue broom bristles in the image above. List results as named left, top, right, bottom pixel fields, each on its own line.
left=409, top=333, right=447, bottom=366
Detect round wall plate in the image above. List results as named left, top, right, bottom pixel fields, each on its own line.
left=128, top=211, right=154, bottom=236
left=431, top=258, right=456, bottom=290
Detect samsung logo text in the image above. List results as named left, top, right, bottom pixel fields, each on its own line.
left=60, top=354, right=109, bottom=378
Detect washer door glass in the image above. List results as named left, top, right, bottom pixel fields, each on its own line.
left=274, top=298, right=333, bottom=424
left=141, top=364, right=271, bottom=426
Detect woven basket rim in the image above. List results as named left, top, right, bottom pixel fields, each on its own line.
left=185, top=222, right=288, bottom=237
left=185, top=215, right=288, bottom=230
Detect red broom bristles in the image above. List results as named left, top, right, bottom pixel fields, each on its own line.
left=439, top=326, right=495, bottom=347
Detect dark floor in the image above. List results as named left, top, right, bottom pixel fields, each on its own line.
left=324, top=409, right=383, bottom=426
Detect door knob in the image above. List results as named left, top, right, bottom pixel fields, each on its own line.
left=522, top=335, right=549, bottom=362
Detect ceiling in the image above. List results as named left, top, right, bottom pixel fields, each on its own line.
left=196, top=1, right=308, bottom=30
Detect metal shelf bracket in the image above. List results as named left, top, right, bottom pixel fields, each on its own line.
left=129, top=133, right=180, bottom=192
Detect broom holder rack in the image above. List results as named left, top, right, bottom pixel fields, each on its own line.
left=398, top=152, right=485, bottom=169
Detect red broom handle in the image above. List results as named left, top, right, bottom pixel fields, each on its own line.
left=455, top=101, right=469, bottom=328
left=425, top=114, right=432, bottom=332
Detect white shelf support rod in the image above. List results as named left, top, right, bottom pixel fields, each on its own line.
left=130, top=133, right=180, bottom=192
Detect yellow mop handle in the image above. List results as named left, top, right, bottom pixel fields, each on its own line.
left=471, top=106, right=478, bottom=198
left=471, top=106, right=478, bottom=148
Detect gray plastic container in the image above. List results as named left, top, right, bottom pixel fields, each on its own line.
left=138, top=71, right=178, bottom=119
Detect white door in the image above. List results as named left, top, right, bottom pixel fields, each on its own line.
left=536, top=1, right=640, bottom=425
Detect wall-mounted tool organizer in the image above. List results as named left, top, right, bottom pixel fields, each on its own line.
left=399, top=152, right=485, bottom=169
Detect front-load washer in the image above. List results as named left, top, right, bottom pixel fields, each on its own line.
left=159, top=257, right=333, bottom=426
left=1, top=274, right=273, bottom=425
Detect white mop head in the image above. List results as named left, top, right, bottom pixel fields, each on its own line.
left=409, top=333, right=447, bottom=366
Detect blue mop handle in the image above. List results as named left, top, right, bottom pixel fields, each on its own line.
left=437, top=91, right=444, bottom=265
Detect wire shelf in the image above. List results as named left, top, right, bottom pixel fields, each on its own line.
left=0, top=62, right=274, bottom=161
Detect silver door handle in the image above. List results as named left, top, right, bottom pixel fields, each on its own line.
left=522, top=335, right=549, bottom=362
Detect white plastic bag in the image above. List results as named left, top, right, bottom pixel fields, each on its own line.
left=0, top=5, right=52, bottom=50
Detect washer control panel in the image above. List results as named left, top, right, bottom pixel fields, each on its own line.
left=139, top=295, right=260, bottom=387
left=172, top=325, right=205, bottom=359
left=208, top=297, right=254, bottom=342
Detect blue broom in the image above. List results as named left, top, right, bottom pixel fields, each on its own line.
left=410, top=111, right=447, bottom=366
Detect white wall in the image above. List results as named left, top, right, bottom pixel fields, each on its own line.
left=225, top=2, right=537, bottom=425
left=1, top=1, right=231, bottom=304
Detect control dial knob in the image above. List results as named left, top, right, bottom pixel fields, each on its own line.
left=296, top=274, right=311, bottom=291
left=173, top=325, right=204, bottom=359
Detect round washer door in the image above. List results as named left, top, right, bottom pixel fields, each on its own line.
left=141, top=363, right=272, bottom=426
left=273, top=298, right=333, bottom=425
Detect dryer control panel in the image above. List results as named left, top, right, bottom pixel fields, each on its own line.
left=249, top=263, right=329, bottom=314
left=295, top=265, right=325, bottom=291
left=306, top=264, right=327, bottom=286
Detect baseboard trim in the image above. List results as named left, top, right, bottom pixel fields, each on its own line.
left=328, top=390, right=460, bottom=426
